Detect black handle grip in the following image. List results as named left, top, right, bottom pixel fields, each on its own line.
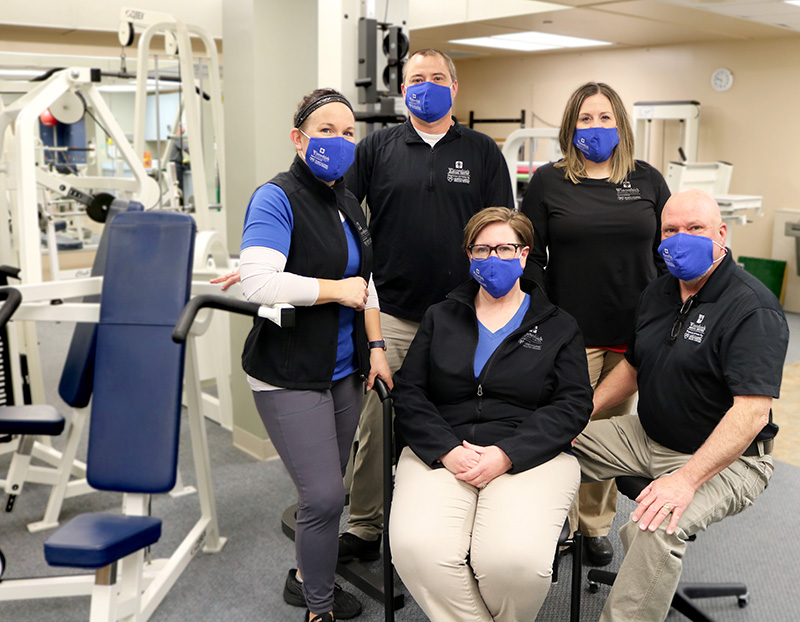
left=172, top=294, right=263, bottom=343
left=0, top=287, right=22, bottom=328
left=374, top=376, right=392, bottom=402
left=0, top=265, right=21, bottom=284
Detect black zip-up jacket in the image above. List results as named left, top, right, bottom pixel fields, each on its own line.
left=241, top=156, right=373, bottom=390
left=344, top=119, right=514, bottom=322
left=393, top=278, right=592, bottom=473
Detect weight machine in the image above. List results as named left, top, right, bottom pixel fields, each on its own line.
left=0, top=212, right=289, bottom=620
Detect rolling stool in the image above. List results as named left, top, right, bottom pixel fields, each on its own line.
left=587, top=475, right=749, bottom=621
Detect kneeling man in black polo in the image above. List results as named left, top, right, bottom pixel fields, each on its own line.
left=573, top=188, right=788, bottom=622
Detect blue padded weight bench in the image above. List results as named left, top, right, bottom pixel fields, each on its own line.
left=42, top=210, right=195, bottom=621
left=28, top=199, right=143, bottom=533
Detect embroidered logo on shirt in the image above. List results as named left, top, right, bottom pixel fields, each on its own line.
left=683, top=313, right=707, bottom=344
left=616, top=180, right=641, bottom=202
left=518, top=326, right=543, bottom=350
left=447, top=161, right=471, bottom=184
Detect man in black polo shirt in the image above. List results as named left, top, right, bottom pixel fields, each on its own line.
left=338, top=49, right=514, bottom=561
left=573, top=188, right=788, bottom=622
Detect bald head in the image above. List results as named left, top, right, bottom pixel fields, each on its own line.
left=661, top=188, right=727, bottom=248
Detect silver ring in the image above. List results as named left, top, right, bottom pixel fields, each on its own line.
left=663, top=504, right=673, bottom=512
left=479, top=482, right=486, bottom=489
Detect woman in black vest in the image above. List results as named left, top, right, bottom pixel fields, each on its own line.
left=239, top=89, right=391, bottom=622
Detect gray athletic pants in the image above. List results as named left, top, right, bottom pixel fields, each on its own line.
left=253, top=372, right=363, bottom=614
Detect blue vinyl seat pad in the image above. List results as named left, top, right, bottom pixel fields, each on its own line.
left=44, top=513, right=162, bottom=569
left=0, top=405, right=65, bottom=436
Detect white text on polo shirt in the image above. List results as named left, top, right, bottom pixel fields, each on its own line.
left=684, top=316, right=707, bottom=344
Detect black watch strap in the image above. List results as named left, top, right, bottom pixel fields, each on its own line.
left=368, top=340, right=387, bottom=351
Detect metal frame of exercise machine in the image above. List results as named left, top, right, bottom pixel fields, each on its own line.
left=0, top=276, right=290, bottom=619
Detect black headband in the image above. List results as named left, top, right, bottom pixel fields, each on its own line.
left=294, top=94, right=353, bottom=128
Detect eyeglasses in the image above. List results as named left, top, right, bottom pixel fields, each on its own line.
left=468, top=243, right=525, bottom=261
left=669, top=295, right=697, bottom=343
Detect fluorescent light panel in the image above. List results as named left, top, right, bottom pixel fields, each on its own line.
left=451, top=31, right=611, bottom=52
left=786, top=1, right=800, bottom=7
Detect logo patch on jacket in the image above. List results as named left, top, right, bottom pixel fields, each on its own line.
left=447, top=160, right=471, bottom=184
left=519, top=326, right=543, bottom=350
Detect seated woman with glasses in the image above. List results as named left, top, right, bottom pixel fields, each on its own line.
left=389, top=206, right=593, bottom=622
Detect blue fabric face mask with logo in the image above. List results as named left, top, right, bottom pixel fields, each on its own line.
left=404, top=82, right=452, bottom=123
left=572, top=127, right=620, bottom=163
left=469, top=256, right=523, bottom=299
left=658, top=232, right=725, bottom=281
left=300, top=131, right=356, bottom=182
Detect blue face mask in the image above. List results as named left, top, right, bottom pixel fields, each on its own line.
left=469, top=256, right=523, bottom=299
left=658, top=232, right=725, bottom=282
left=300, top=131, right=356, bottom=182
left=573, top=127, right=620, bottom=163
left=404, top=82, right=452, bottom=123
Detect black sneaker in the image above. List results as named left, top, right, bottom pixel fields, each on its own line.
left=284, top=569, right=362, bottom=619
left=337, top=533, right=380, bottom=563
left=306, top=611, right=334, bottom=622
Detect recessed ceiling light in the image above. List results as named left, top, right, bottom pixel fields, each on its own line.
left=450, top=31, right=611, bottom=52
left=449, top=37, right=552, bottom=52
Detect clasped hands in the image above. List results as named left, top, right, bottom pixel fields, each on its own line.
left=440, top=440, right=512, bottom=489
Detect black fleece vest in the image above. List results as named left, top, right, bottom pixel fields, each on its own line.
left=241, top=157, right=373, bottom=389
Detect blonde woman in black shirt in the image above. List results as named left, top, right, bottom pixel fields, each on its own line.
left=521, top=82, right=670, bottom=566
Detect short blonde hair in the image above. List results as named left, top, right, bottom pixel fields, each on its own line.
left=462, top=207, right=534, bottom=253
left=555, top=82, right=635, bottom=185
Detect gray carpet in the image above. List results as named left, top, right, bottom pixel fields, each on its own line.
left=0, top=320, right=798, bottom=621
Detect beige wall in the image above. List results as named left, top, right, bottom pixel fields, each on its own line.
left=451, top=37, right=800, bottom=261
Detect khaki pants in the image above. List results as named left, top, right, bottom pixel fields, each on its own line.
left=568, top=348, right=636, bottom=537
left=345, top=312, right=419, bottom=541
left=390, top=448, right=580, bottom=622
left=573, top=414, right=772, bottom=622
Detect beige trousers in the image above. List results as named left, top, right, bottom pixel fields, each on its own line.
left=390, top=448, right=581, bottom=622
left=573, top=414, right=772, bottom=622
left=568, top=348, right=636, bottom=537
left=345, top=312, right=419, bottom=541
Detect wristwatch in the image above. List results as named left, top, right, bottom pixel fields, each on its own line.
left=368, top=340, right=387, bottom=351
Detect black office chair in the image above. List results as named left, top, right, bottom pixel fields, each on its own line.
left=376, top=379, right=583, bottom=622
left=587, top=475, right=748, bottom=622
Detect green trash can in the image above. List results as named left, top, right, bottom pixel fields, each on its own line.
left=737, top=256, right=787, bottom=304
